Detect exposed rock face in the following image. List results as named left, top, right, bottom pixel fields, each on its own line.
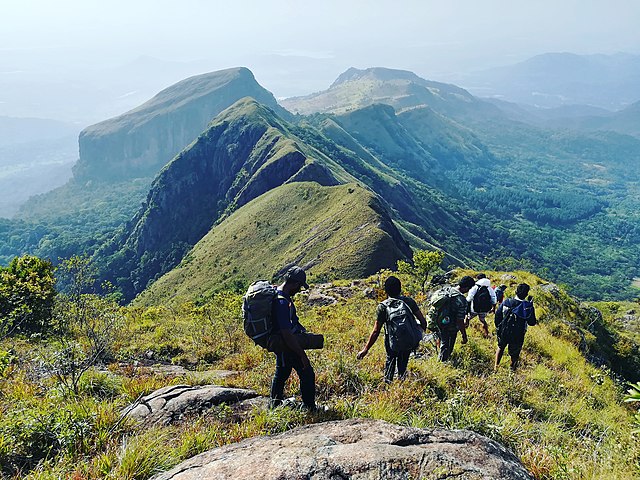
left=150, top=418, right=533, bottom=480
left=76, top=67, right=287, bottom=181
left=124, top=384, right=258, bottom=426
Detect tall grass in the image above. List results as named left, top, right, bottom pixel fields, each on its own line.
left=2, top=271, right=639, bottom=479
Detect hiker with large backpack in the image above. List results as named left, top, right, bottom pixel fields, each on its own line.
left=357, top=276, right=427, bottom=383
left=465, top=273, right=496, bottom=338
left=494, top=283, right=537, bottom=371
left=266, top=266, right=317, bottom=410
left=428, top=275, right=474, bottom=361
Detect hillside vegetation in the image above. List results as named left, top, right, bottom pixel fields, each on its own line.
left=135, top=182, right=411, bottom=306
left=1, top=267, right=639, bottom=479
left=2, top=66, right=640, bottom=303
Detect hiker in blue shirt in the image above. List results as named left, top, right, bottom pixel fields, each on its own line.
left=357, top=276, right=427, bottom=383
left=269, top=266, right=316, bottom=410
left=494, top=283, right=537, bottom=371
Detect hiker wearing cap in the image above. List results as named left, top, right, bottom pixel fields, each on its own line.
left=427, top=276, right=474, bottom=361
left=269, top=265, right=316, bottom=410
left=494, top=283, right=537, bottom=371
left=465, top=273, right=497, bottom=338
left=357, top=276, right=427, bottom=383
left=494, top=284, right=507, bottom=306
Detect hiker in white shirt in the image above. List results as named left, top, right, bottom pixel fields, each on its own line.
left=465, top=273, right=496, bottom=338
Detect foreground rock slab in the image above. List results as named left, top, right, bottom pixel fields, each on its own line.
left=125, top=384, right=258, bottom=426
left=150, top=418, right=533, bottom=479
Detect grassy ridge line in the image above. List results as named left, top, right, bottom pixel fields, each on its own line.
left=134, top=182, right=409, bottom=306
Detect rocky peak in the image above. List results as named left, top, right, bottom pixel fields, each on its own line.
left=331, top=66, right=426, bottom=88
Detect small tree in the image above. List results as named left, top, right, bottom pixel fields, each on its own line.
left=0, top=255, right=56, bottom=338
left=397, top=250, right=445, bottom=293
left=39, top=256, right=124, bottom=395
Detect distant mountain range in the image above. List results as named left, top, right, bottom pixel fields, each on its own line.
left=3, top=65, right=640, bottom=303
left=459, top=52, right=640, bottom=110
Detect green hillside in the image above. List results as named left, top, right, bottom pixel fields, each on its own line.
left=135, top=182, right=411, bottom=306
left=281, top=67, right=500, bottom=121
left=2, top=66, right=640, bottom=303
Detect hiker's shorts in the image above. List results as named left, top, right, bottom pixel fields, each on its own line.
left=468, top=311, right=488, bottom=323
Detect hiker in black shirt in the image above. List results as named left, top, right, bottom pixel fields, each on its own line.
left=269, top=266, right=316, bottom=410
left=357, top=276, right=427, bottom=383
left=494, top=283, right=537, bottom=371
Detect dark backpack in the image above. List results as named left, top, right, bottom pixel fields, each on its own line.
left=242, top=280, right=277, bottom=348
left=472, top=285, right=492, bottom=313
left=382, top=298, right=423, bottom=352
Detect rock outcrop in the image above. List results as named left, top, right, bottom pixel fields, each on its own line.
left=151, top=418, right=533, bottom=479
left=124, top=384, right=258, bottom=426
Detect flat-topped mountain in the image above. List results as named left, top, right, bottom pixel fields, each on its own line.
left=75, top=67, right=286, bottom=181
left=281, top=66, right=500, bottom=121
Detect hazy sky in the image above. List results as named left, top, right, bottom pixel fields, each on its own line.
left=2, top=0, right=639, bottom=118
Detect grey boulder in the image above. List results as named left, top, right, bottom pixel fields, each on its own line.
left=150, top=418, right=532, bottom=479
left=124, top=384, right=258, bottom=426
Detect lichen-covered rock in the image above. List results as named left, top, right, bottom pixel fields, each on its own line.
left=150, top=418, right=533, bottom=479
left=124, top=384, right=258, bottom=426
left=539, top=283, right=561, bottom=299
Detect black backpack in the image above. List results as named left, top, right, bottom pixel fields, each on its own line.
left=472, top=285, right=492, bottom=313
left=382, top=298, right=423, bottom=352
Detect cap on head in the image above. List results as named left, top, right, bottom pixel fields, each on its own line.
left=457, top=275, right=475, bottom=290
left=284, top=265, right=309, bottom=289
left=499, top=284, right=507, bottom=290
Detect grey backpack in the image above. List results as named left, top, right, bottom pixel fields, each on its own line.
left=382, top=298, right=423, bottom=352
left=242, top=280, right=277, bottom=348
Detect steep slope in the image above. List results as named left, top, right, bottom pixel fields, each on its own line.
left=97, top=98, right=353, bottom=300
left=75, top=67, right=288, bottom=181
left=135, top=182, right=411, bottom=305
left=281, top=67, right=501, bottom=122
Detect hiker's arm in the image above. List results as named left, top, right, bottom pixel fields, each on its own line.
left=490, top=287, right=497, bottom=312
left=415, top=308, right=427, bottom=331
left=357, top=320, right=383, bottom=360
left=281, top=328, right=310, bottom=368
left=455, top=297, right=468, bottom=343
left=494, top=304, right=503, bottom=327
